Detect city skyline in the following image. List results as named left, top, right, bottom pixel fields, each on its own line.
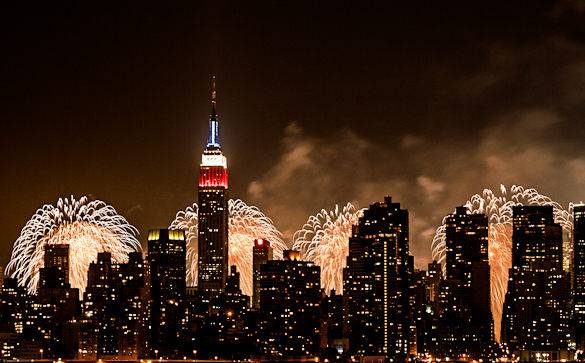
left=1, top=74, right=584, bottom=360
left=2, top=2, right=585, bottom=267
left=3, top=2, right=585, bottom=361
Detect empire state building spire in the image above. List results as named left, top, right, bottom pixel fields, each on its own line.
left=208, top=76, right=220, bottom=147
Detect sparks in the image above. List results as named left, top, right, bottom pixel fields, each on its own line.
left=431, top=184, right=575, bottom=342
left=292, top=203, right=363, bottom=294
left=6, top=196, right=141, bottom=295
left=170, top=198, right=287, bottom=296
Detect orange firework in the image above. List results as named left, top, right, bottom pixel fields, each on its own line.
left=432, top=185, right=575, bottom=342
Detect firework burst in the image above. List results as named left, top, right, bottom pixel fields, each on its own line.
left=170, top=199, right=286, bottom=296
left=7, top=196, right=141, bottom=295
left=431, top=184, right=574, bottom=341
left=292, top=203, right=363, bottom=294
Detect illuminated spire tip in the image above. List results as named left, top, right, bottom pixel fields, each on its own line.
left=207, top=76, right=220, bottom=147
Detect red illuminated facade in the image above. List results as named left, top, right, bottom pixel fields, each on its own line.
left=199, top=165, right=228, bottom=188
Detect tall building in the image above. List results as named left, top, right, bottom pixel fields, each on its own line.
left=113, top=251, right=148, bottom=358
left=574, top=205, right=585, bottom=349
left=83, top=252, right=115, bottom=358
left=343, top=196, right=411, bottom=360
left=204, top=265, right=253, bottom=359
left=0, top=265, right=4, bottom=292
left=82, top=251, right=147, bottom=359
left=0, top=278, right=39, bottom=360
left=323, top=290, right=346, bottom=354
left=198, top=77, right=229, bottom=295
left=147, top=229, right=186, bottom=358
left=37, top=244, right=80, bottom=358
left=252, top=238, right=272, bottom=309
left=258, top=250, right=321, bottom=357
left=501, top=206, right=570, bottom=359
left=39, top=244, right=69, bottom=288
left=409, top=266, right=425, bottom=356
left=411, top=262, right=443, bottom=358
left=435, top=207, right=493, bottom=358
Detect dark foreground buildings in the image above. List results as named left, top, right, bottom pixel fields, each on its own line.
left=258, top=250, right=321, bottom=358
left=502, top=206, right=571, bottom=360
left=81, top=251, right=147, bottom=359
left=4, top=196, right=585, bottom=361
left=343, top=196, right=412, bottom=360
left=252, top=238, right=272, bottom=310
left=434, top=207, right=494, bottom=358
left=147, top=228, right=186, bottom=358
left=574, top=204, right=585, bottom=350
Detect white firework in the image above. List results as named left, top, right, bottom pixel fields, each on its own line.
left=292, top=203, right=363, bottom=294
left=7, top=196, right=141, bottom=295
left=170, top=198, right=287, bottom=296
left=431, top=184, right=574, bottom=341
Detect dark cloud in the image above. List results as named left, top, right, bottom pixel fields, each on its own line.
left=1, top=2, right=585, bottom=266
left=247, top=33, right=585, bottom=267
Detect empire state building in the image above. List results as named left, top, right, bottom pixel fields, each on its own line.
left=197, top=77, right=229, bottom=295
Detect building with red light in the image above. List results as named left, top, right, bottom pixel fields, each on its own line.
left=198, top=77, right=229, bottom=295
left=252, top=239, right=273, bottom=309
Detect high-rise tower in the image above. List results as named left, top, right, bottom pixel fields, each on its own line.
left=343, top=196, right=411, bottom=359
left=252, top=238, right=273, bottom=309
left=198, top=77, right=229, bottom=295
left=258, top=250, right=321, bottom=357
left=436, top=206, right=493, bottom=358
left=574, top=205, right=585, bottom=349
left=501, top=206, right=570, bottom=357
left=147, top=229, right=186, bottom=358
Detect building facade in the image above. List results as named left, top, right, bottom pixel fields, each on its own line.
left=81, top=251, right=147, bottom=359
left=147, top=228, right=186, bottom=358
left=343, top=196, right=411, bottom=360
left=252, top=238, right=272, bottom=309
left=574, top=205, right=585, bottom=349
left=501, top=206, right=570, bottom=357
left=436, top=206, right=493, bottom=358
left=258, top=250, right=321, bottom=357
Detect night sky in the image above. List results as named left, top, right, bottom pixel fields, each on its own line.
left=2, top=1, right=585, bottom=266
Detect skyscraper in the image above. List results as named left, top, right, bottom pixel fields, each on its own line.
left=82, top=251, right=147, bottom=359
left=147, top=228, right=186, bottom=358
left=252, top=238, right=272, bottom=309
left=501, top=206, right=570, bottom=359
left=198, top=77, right=229, bottom=295
left=436, top=206, right=493, bottom=358
left=258, top=250, right=321, bottom=358
left=574, top=205, right=585, bottom=349
left=343, top=196, right=411, bottom=360
left=37, top=244, right=79, bottom=358
left=206, top=265, right=253, bottom=359
left=39, top=244, right=70, bottom=288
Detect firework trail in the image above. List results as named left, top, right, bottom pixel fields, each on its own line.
left=7, top=196, right=141, bottom=295
left=292, top=203, right=363, bottom=294
left=431, top=185, right=575, bottom=341
left=171, top=198, right=286, bottom=296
